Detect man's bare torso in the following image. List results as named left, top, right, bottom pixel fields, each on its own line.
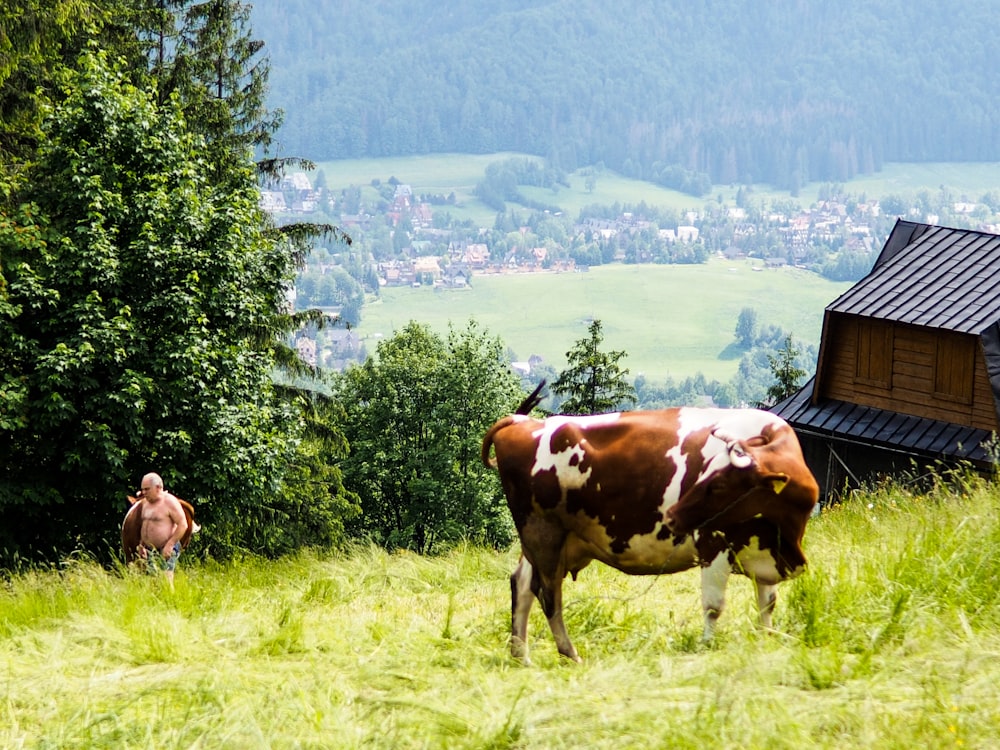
left=140, top=493, right=184, bottom=551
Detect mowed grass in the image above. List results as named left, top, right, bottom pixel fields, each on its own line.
left=360, top=258, right=851, bottom=382
left=4, top=477, right=1000, bottom=748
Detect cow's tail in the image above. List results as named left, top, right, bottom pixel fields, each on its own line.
left=516, top=380, right=546, bottom=415
left=481, top=416, right=517, bottom=469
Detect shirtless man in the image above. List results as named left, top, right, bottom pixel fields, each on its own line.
left=137, top=472, right=188, bottom=584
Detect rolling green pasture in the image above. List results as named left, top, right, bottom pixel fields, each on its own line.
left=314, top=154, right=1000, bottom=221
left=317, top=152, right=526, bottom=192
left=316, top=152, right=534, bottom=225
left=315, top=152, right=717, bottom=222
left=359, top=258, right=851, bottom=382
left=4, top=478, right=1000, bottom=748
left=824, top=162, right=1000, bottom=201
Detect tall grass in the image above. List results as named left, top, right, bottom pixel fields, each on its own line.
left=3, top=478, right=1000, bottom=748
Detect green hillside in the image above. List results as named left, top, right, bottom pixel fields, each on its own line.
left=357, top=258, right=851, bottom=383
left=319, top=156, right=1000, bottom=383
left=316, top=155, right=1000, bottom=221
left=252, top=0, right=1000, bottom=188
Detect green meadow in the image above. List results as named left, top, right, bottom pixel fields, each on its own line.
left=4, top=476, right=1000, bottom=748
left=358, top=258, right=851, bottom=382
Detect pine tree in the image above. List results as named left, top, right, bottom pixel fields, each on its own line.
left=552, top=319, right=637, bottom=414
left=163, top=0, right=283, bottom=175
left=764, top=334, right=807, bottom=406
left=0, top=0, right=101, bottom=170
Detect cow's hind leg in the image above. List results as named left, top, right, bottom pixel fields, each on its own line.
left=510, top=552, right=579, bottom=662
left=518, top=532, right=580, bottom=661
left=537, top=568, right=579, bottom=662
left=700, top=552, right=732, bottom=642
left=510, top=555, right=535, bottom=661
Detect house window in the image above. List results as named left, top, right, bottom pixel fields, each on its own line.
left=933, top=334, right=975, bottom=404
left=855, top=318, right=893, bottom=388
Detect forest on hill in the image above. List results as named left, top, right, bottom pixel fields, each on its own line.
left=250, top=0, right=1000, bottom=191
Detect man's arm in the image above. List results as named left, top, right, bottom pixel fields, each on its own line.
left=162, top=495, right=189, bottom=555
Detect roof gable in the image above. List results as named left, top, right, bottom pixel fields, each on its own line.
left=827, top=220, right=1000, bottom=335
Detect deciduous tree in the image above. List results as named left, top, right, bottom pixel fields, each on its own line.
left=0, top=51, right=301, bottom=562
left=735, top=307, right=758, bottom=349
left=333, top=321, right=521, bottom=553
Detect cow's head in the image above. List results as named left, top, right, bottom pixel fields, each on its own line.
left=666, top=421, right=818, bottom=538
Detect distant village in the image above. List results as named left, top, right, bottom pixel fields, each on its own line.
left=263, top=172, right=1000, bottom=370
left=262, top=172, right=1000, bottom=283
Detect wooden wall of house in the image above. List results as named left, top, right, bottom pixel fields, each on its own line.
left=817, top=313, right=998, bottom=431
left=798, top=433, right=912, bottom=500
left=798, top=432, right=991, bottom=501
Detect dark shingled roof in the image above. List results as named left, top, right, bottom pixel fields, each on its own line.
left=827, top=220, right=1000, bottom=335
left=772, top=377, right=994, bottom=466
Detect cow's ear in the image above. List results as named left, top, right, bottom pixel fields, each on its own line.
left=765, top=473, right=790, bottom=494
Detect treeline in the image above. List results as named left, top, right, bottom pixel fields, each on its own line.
left=0, top=0, right=356, bottom=566
left=0, top=1, right=550, bottom=568
left=251, top=0, right=1000, bottom=189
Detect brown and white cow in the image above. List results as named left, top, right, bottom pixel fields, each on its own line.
left=481, top=401, right=819, bottom=662
left=121, top=494, right=199, bottom=564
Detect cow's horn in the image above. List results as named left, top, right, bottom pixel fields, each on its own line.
left=712, top=427, right=754, bottom=468
left=728, top=442, right=752, bottom=469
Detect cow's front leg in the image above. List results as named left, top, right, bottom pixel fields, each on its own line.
left=700, top=552, right=732, bottom=642
left=510, top=555, right=535, bottom=662
left=754, top=580, right=778, bottom=632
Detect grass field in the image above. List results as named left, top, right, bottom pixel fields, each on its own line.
left=357, top=258, right=851, bottom=382
left=3, top=477, right=1000, bottom=748
left=315, top=153, right=700, bottom=224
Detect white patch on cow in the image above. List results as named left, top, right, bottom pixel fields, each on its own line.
left=732, top=535, right=785, bottom=584
left=612, top=526, right=698, bottom=573
left=660, top=408, right=725, bottom=509
left=530, top=413, right=621, bottom=493
left=661, top=408, right=788, bottom=513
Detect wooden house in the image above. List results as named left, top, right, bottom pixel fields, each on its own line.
left=771, top=220, right=1000, bottom=498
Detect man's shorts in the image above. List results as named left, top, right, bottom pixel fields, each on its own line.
left=145, top=541, right=182, bottom=573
